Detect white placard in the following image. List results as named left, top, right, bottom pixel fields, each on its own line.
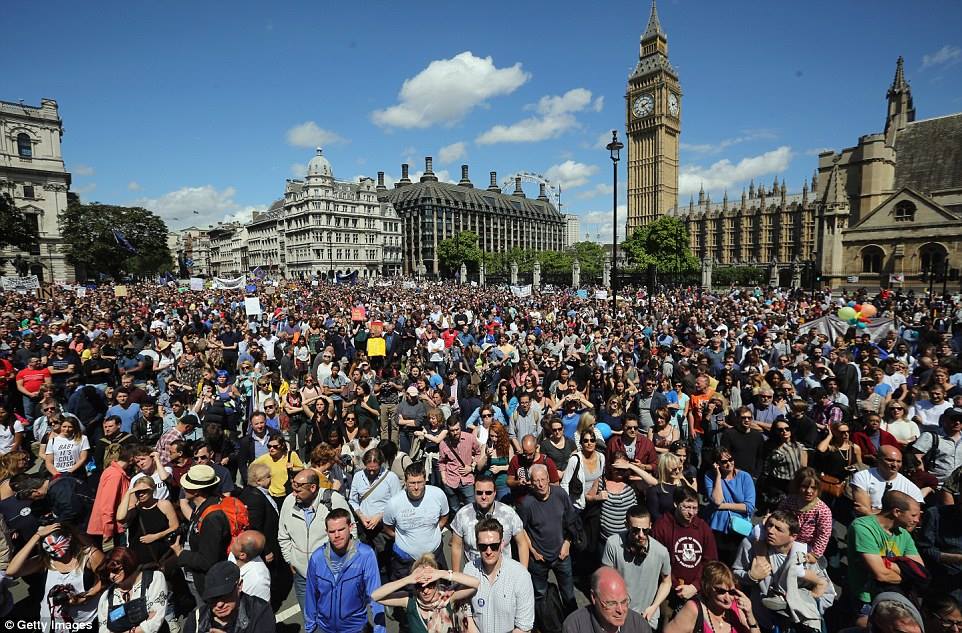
left=847, top=275, right=859, bottom=283
left=189, top=277, right=204, bottom=291
left=76, top=287, right=86, bottom=298
left=244, top=297, right=262, bottom=315
left=1, top=275, right=40, bottom=291
left=594, top=290, right=609, bottom=300
left=510, top=285, right=532, bottom=297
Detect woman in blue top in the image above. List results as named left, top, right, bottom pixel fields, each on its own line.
left=704, top=446, right=756, bottom=564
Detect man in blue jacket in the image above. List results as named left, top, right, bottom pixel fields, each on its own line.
left=305, top=507, right=385, bottom=633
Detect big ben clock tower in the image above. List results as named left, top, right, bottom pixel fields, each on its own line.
left=626, top=0, right=681, bottom=234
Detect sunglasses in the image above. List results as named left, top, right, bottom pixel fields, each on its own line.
left=629, top=526, right=652, bottom=534
left=718, top=459, right=733, bottom=465
left=624, top=425, right=639, bottom=431
left=477, top=542, right=500, bottom=552
left=581, top=437, right=596, bottom=444
left=713, top=587, right=739, bottom=596
left=133, top=489, right=151, bottom=496
left=481, top=413, right=493, bottom=418
left=267, top=444, right=283, bottom=450
left=476, top=490, right=495, bottom=496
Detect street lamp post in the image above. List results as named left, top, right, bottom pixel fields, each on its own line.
left=606, top=130, right=624, bottom=300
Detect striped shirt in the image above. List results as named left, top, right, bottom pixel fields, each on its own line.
left=600, top=485, right=638, bottom=540
left=464, top=557, right=535, bottom=633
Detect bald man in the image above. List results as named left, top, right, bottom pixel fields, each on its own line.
left=850, top=444, right=924, bottom=516
left=562, top=566, right=653, bottom=633
left=507, top=434, right=559, bottom=503
left=229, top=530, right=272, bottom=604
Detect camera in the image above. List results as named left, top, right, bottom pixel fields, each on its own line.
left=48, top=584, right=74, bottom=609
left=37, top=513, right=60, bottom=527
left=168, top=522, right=189, bottom=542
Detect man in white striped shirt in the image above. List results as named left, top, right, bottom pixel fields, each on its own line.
left=464, top=517, right=535, bottom=633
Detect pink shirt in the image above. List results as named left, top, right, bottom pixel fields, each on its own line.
left=438, top=432, right=482, bottom=488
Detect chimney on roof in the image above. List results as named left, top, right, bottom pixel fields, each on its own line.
left=420, top=157, right=438, bottom=182
left=397, top=163, right=411, bottom=187
left=513, top=176, right=526, bottom=197
left=538, top=183, right=549, bottom=201
left=376, top=172, right=386, bottom=192
left=458, top=165, right=473, bottom=188
left=488, top=171, right=500, bottom=192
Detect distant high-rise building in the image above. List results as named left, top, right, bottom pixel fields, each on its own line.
left=564, top=214, right=580, bottom=247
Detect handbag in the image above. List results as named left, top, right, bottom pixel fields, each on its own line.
left=819, top=474, right=846, bottom=498
left=567, top=454, right=584, bottom=501
left=729, top=513, right=753, bottom=536
left=106, top=570, right=153, bottom=632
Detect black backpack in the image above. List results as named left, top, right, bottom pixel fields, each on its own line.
left=535, top=582, right=565, bottom=632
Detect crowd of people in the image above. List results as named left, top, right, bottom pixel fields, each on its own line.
left=0, top=278, right=960, bottom=633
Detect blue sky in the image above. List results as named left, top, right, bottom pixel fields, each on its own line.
left=7, top=1, right=962, bottom=242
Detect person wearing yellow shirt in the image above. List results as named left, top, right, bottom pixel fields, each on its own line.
left=252, top=436, right=304, bottom=507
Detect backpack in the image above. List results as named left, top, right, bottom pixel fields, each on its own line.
left=535, top=582, right=566, bottom=632
left=198, top=496, right=250, bottom=554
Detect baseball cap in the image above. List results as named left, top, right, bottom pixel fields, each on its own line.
left=201, top=560, right=240, bottom=601
left=406, top=386, right=419, bottom=396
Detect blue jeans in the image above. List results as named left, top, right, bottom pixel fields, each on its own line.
left=293, top=571, right=306, bottom=615
left=23, top=395, right=39, bottom=422
left=529, top=555, right=577, bottom=614
left=443, top=482, right=475, bottom=515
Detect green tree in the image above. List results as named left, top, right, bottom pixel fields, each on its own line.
left=623, top=216, right=698, bottom=274
left=0, top=192, right=41, bottom=268
left=569, top=241, right=606, bottom=275
left=437, top=231, right=482, bottom=275
left=60, top=199, right=173, bottom=280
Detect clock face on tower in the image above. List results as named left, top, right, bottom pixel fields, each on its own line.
left=632, top=93, right=654, bottom=118
left=668, top=93, right=679, bottom=117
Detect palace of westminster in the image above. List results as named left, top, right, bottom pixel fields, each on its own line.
left=1, top=2, right=960, bottom=289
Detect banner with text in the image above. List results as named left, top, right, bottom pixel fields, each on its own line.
left=1, top=276, right=40, bottom=291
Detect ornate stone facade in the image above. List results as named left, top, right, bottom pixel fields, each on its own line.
left=626, top=1, right=681, bottom=233
left=377, top=159, right=565, bottom=276
left=0, top=98, right=73, bottom=282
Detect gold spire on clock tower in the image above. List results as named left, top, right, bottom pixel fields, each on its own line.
left=626, top=0, right=681, bottom=235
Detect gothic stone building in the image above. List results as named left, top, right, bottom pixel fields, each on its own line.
left=815, top=57, right=962, bottom=290
left=377, top=158, right=566, bottom=276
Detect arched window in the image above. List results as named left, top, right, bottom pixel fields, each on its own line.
left=861, top=246, right=884, bottom=274
left=894, top=201, right=916, bottom=222
left=17, top=133, right=32, bottom=158
left=920, top=243, right=947, bottom=274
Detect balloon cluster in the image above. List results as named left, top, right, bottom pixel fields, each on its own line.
left=837, top=301, right=877, bottom=329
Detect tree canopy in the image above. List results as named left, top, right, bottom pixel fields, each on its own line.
left=622, top=216, right=699, bottom=274
left=437, top=231, right=482, bottom=274
left=0, top=192, right=41, bottom=268
left=60, top=199, right=173, bottom=280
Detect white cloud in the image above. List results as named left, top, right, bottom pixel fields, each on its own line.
left=73, top=164, right=95, bottom=177
left=132, top=185, right=266, bottom=229
left=922, top=45, right=962, bottom=69
left=290, top=163, right=308, bottom=178
left=285, top=121, right=347, bottom=148
left=576, top=182, right=614, bottom=200
left=438, top=142, right=467, bottom=164
left=544, top=160, right=599, bottom=189
left=576, top=205, right=628, bottom=244
left=372, top=52, right=529, bottom=129
left=127, top=181, right=141, bottom=192
left=678, top=146, right=793, bottom=197
left=476, top=88, right=595, bottom=144
left=680, top=129, right=777, bottom=155
left=592, top=96, right=604, bottom=112
left=74, top=183, right=96, bottom=195
left=595, top=130, right=615, bottom=149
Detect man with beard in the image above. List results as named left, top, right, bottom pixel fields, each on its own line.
left=602, top=505, right=672, bottom=629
